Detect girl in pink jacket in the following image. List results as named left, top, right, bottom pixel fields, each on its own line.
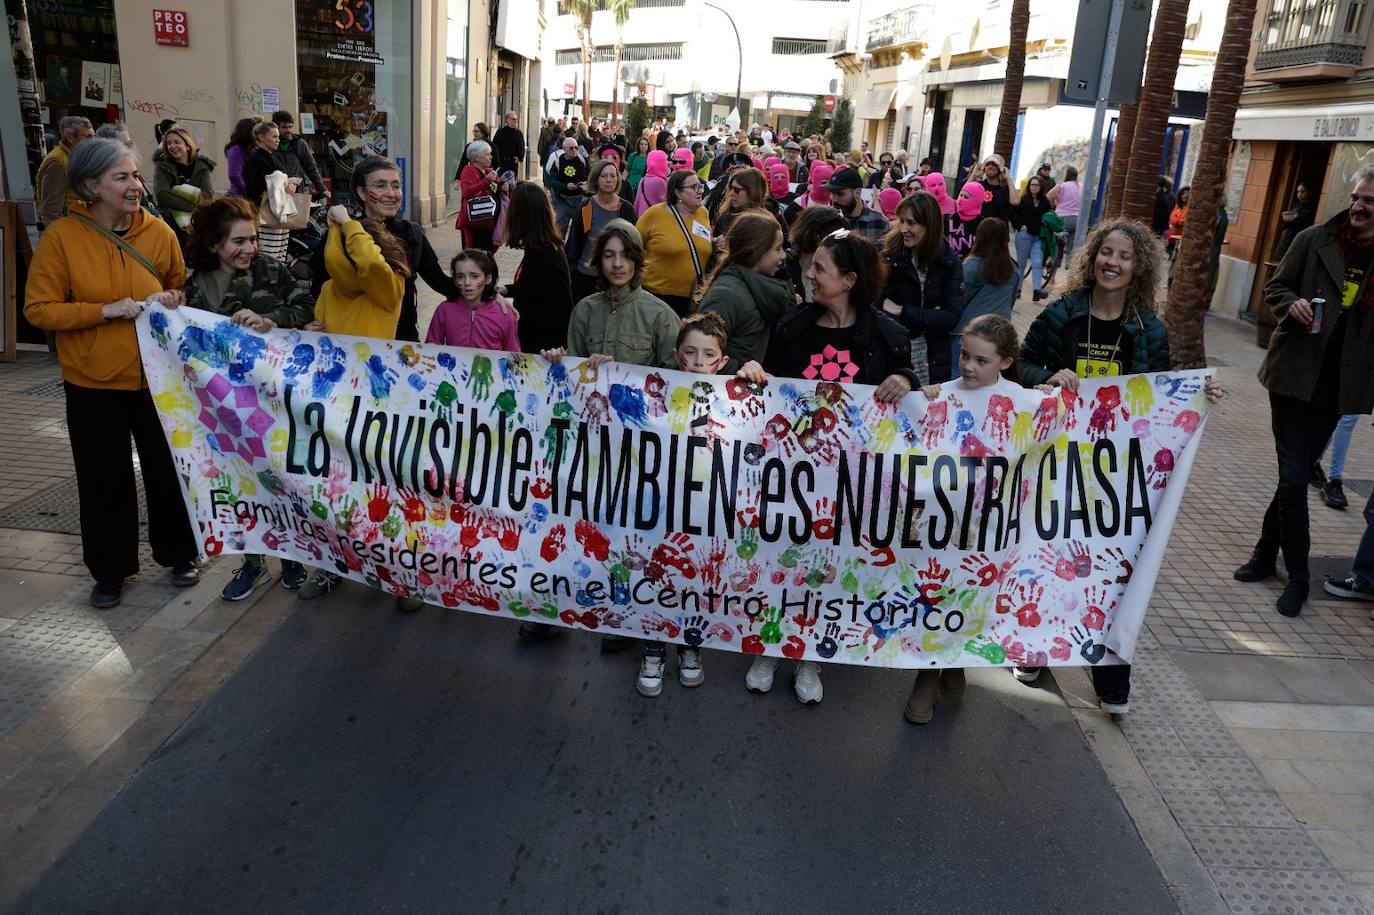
left=424, top=249, right=521, bottom=351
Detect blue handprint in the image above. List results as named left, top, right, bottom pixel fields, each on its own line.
left=312, top=337, right=347, bottom=397
left=363, top=353, right=398, bottom=398
left=283, top=342, right=316, bottom=381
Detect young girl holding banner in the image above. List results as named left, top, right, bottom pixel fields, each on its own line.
left=915, top=315, right=1053, bottom=723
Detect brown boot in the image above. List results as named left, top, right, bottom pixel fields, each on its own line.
left=904, top=670, right=940, bottom=724
left=939, top=668, right=966, bottom=706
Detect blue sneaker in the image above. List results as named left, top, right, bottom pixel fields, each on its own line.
left=222, top=562, right=270, bottom=601
left=280, top=560, right=307, bottom=590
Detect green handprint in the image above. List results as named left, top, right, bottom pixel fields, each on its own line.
left=509, top=599, right=534, bottom=618
left=779, top=544, right=804, bottom=569
left=538, top=598, right=559, bottom=618
left=1011, top=411, right=1034, bottom=450
left=432, top=381, right=458, bottom=421
left=310, top=499, right=329, bottom=520
left=467, top=354, right=494, bottom=401
left=963, top=639, right=1007, bottom=664
left=542, top=402, right=573, bottom=462
left=759, top=607, right=784, bottom=644
left=1125, top=375, right=1154, bottom=417
left=737, top=526, right=759, bottom=560
left=334, top=496, right=359, bottom=533
left=381, top=512, right=402, bottom=539
left=840, top=558, right=861, bottom=593
left=493, top=389, right=517, bottom=418
left=608, top=561, right=630, bottom=583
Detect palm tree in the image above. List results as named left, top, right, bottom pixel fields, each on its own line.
left=1164, top=0, right=1256, bottom=367
left=1103, top=103, right=1138, bottom=218
left=994, top=0, right=1031, bottom=162
left=569, top=0, right=597, bottom=120
left=1119, top=0, right=1190, bottom=222
left=608, top=0, right=634, bottom=126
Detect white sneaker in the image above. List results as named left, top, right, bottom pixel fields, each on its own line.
left=1013, top=666, right=1042, bottom=683
left=794, top=661, right=824, bottom=704
left=637, top=650, right=666, bottom=698
left=678, top=647, right=704, bottom=687
left=745, top=656, right=778, bottom=692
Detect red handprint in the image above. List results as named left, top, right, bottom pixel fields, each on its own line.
left=574, top=520, right=610, bottom=561
left=781, top=636, right=807, bottom=660
left=540, top=524, right=566, bottom=561
left=489, top=516, right=521, bottom=551
left=1094, top=547, right=1134, bottom=585
left=916, top=557, right=951, bottom=603
left=400, top=491, right=426, bottom=524
left=367, top=483, right=392, bottom=523
left=1081, top=585, right=1115, bottom=631
left=1013, top=579, right=1045, bottom=628
left=651, top=532, right=697, bottom=579
left=1033, top=395, right=1060, bottom=441
left=1038, top=545, right=1077, bottom=582
left=961, top=552, right=998, bottom=587
left=529, top=460, right=553, bottom=500
left=1087, top=386, right=1123, bottom=441
left=920, top=400, right=949, bottom=448
left=983, top=394, right=1016, bottom=443
left=1069, top=540, right=1092, bottom=578
left=812, top=497, right=836, bottom=540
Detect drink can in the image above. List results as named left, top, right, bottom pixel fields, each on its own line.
left=1309, top=297, right=1325, bottom=334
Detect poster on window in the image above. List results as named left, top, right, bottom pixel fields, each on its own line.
left=80, top=61, right=109, bottom=108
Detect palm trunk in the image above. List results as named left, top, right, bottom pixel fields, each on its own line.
left=1164, top=0, right=1255, bottom=367
left=994, top=0, right=1031, bottom=162
left=1119, top=0, right=1190, bottom=222
left=1103, top=103, right=1138, bottom=218
left=583, top=47, right=592, bottom=121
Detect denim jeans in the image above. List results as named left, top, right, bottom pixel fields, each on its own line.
left=1353, top=487, right=1374, bottom=588
left=1322, top=413, right=1359, bottom=480
left=1059, top=215, right=1078, bottom=264
left=1014, top=227, right=1044, bottom=293
left=1255, top=390, right=1344, bottom=580
left=551, top=194, right=580, bottom=238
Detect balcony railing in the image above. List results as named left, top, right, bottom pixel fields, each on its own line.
left=1254, top=0, right=1370, bottom=70
left=826, top=22, right=849, bottom=55
left=864, top=3, right=934, bottom=51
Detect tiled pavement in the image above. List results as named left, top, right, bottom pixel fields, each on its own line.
left=4, top=229, right=1374, bottom=911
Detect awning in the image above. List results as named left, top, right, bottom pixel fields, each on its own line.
left=858, top=87, right=896, bottom=120
left=893, top=85, right=918, bottom=110
left=1233, top=102, right=1374, bottom=142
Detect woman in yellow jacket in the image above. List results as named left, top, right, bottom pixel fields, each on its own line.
left=299, top=204, right=413, bottom=604
left=24, top=137, right=199, bottom=609
left=309, top=204, right=409, bottom=338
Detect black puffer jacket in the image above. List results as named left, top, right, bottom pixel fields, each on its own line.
left=880, top=240, right=965, bottom=382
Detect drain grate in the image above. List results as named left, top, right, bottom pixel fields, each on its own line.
left=1344, top=479, right=1373, bottom=499
left=0, top=474, right=146, bottom=536
left=16, top=378, right=67, bottom=398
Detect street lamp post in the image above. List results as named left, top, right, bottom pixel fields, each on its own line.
left=702, top=1, right=742, bottom=124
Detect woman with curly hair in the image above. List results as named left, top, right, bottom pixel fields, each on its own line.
left=1017, top=218, right=1223, bottom=715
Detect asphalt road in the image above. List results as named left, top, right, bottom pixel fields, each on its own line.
left=11, top=584, right=1175, bottom=914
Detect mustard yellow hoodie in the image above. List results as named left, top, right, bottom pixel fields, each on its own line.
left=314, top=220, right=405, bottom=339
left=25, top=206, right=185, bottom=391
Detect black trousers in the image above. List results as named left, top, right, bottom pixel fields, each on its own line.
left=1092, top=663, right=1131, bottom=702
left=65, top=383, right=197, bottom=583
left=1256, top=388, right=1344, bottom=580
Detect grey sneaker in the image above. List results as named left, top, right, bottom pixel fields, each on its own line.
left=678, top=647, right=704, bottom=687
left=1323, top=576, right=1374, bottom=602
left=221, top=562, right=270, bottom=601
left=298, top=570, right=340, bottom=600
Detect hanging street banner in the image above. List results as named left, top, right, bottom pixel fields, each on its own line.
left=137, top=306, right=1210, bottom=670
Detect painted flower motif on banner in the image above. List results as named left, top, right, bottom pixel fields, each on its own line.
left=803, top=345, right=859, bottom=383
left=194, top=372, right=274, bottom=464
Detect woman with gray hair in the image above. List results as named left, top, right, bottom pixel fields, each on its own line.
left=94, top=123, right=163, bottom=219
left=23, top=137, right=200, bottom=609
left=456, top=138, right=502, bottom=253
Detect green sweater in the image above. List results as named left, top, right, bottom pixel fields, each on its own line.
left=1019, top=289, right=1170, bottom=385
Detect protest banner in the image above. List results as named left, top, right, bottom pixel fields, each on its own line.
left=137, top=306, right=1209, bottom=670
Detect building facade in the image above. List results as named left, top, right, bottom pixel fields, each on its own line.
left=540, top=0, right=845, bottom=130
left=834, top=0, right=1222, bottom=203
left=0, top=0, right=539, bottom=228
left=1220, top=0, right=1374, bottom=334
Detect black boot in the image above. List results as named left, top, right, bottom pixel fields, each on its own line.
left=1234, top=554, right=1277, bottom=582
left=1277, top=579, right=1309, bottom=617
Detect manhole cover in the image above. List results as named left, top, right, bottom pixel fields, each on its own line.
left=0, top=474, right=146, bottom=536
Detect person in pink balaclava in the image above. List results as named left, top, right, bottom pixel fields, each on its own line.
left=782, top=162, right=833, bottom=229
left=945, top=180, right=985, bottom=259
left=923, top=173, right=956, bottom=217
left=670, top=148, right=694, bottom=173
left=635, top=149, right=669, bottom=218
left=878, top=187, right=902, bottom=220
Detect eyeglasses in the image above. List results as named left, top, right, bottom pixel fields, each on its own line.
left=880, top=160, right=893, bottom=166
